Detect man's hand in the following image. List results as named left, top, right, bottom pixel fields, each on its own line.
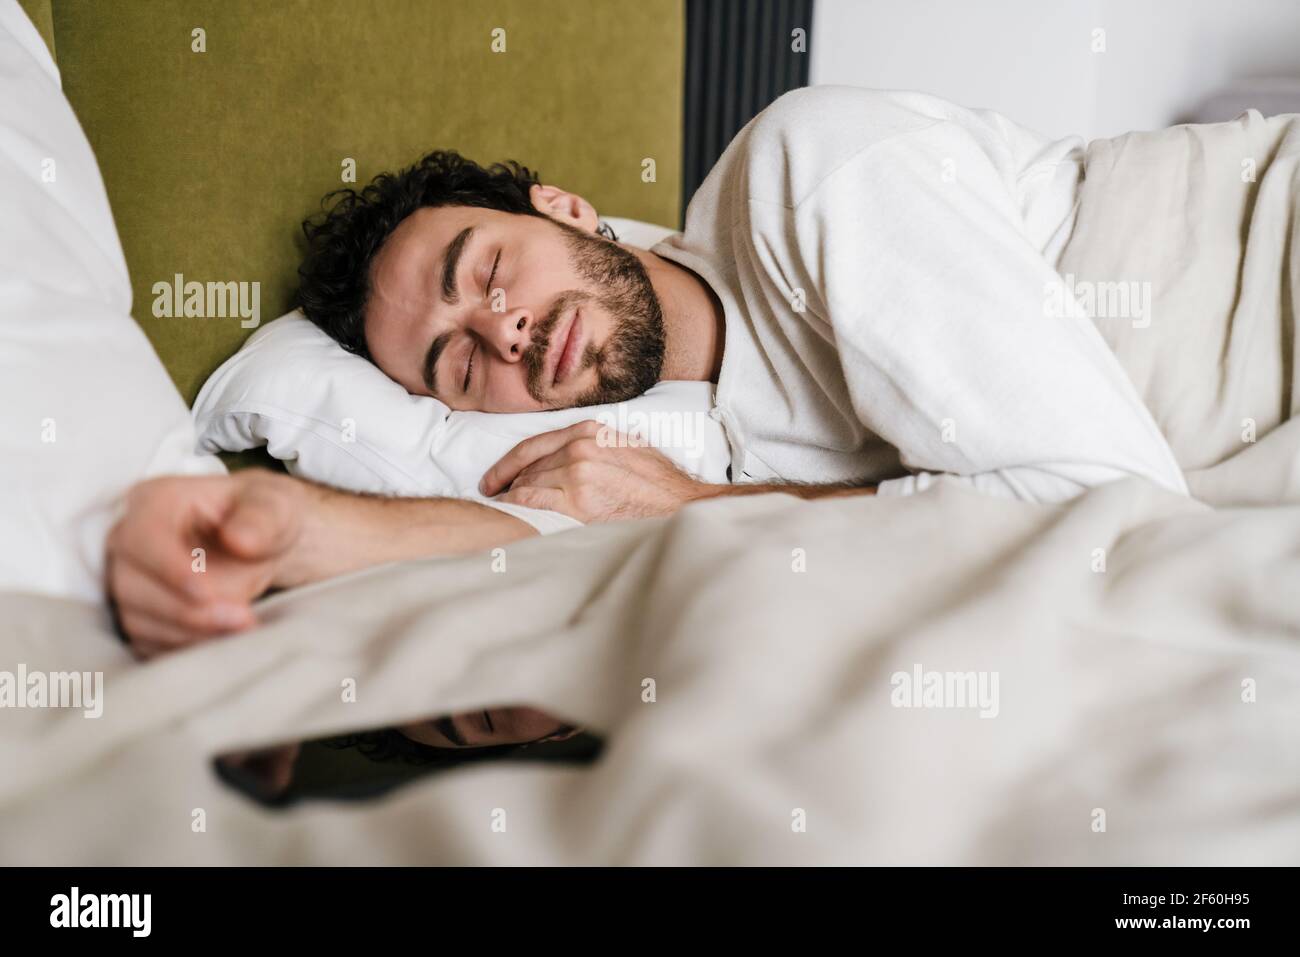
left=482, top=419, right=879, bottom=524
left=481, top=420, right=711, bottom=524
left=105, top=470, right=305, bottom=659
left=107, top=469, right=538, bottom=659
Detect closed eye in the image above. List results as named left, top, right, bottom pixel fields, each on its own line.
left=461, top=250, right=499, bottom=394
left=462, top=341, right=476, bottom=393
left=485, top=249, right=501, bottom=296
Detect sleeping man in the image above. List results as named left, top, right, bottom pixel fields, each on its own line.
left=107, top=86, right=1193, bottom=742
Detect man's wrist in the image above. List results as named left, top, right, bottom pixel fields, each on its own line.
left=271, top=477, right=538, bottom=590
left=270, top=475, right=330, bottom=590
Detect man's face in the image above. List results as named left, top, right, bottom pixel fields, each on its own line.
left=399, top=706, right=577, bottom=749
left=364, top=205, right=665, bottom=412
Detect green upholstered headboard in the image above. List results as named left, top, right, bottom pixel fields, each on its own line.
left=25, top=0, right=684, bottom=404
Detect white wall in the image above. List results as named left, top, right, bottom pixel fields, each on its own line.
left=810, top=0, right=1300, bottom=142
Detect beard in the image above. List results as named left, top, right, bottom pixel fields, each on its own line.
left=521, top=220, right=665, bottom=408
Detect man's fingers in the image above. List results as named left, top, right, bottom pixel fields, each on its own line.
left=508, top=463, right=580, bottom=493
left=480, top=420, right=602, bottom=496
left=107, top=476, right=238, bottom=602
left=112, top=556, right=254, bottom=636
left=509, top=441, right=592, bottom=487
left=499, top=484, right=568, bottom=514
left=117, top=608, right=200, bottom=653
left=120, top=601, right=254, bottom=659
left=104, top=473, right=295, bottom=656
left=107, top=521, right=210, bottom=604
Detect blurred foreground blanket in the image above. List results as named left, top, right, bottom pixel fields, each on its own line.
left=1, top=476, right=1298, bottom=864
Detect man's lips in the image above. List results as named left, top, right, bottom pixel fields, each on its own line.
left=550, top=307, right=583, bottom=387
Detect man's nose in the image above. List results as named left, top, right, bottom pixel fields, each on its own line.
left=471, top=307, right=532, bottom=362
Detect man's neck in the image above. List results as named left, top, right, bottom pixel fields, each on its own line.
left=629, top=246, right=725, bottom=383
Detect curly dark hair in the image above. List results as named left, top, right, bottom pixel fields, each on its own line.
left=296, top=149, right=547, bottom=358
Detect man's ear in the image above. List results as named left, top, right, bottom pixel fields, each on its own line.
left=529, top=183, right=600, bottom=233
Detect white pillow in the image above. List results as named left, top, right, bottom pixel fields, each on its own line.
left=192, top=219, right=731, bottom=533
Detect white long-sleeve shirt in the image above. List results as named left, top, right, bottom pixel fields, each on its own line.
left=652, top=86, right=1188, bottom=502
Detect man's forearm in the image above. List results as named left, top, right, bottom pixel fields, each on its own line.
left=694, top=480, right=877, bottom=503
left=277, top=479, right=537, bottom=589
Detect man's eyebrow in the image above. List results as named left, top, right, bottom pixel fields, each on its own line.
left=422, top=330, right=454, bottom=395
left=439, top=225, right=474, bottom=305
left=419, top=225, right=475, bottom=395
left=432, top=716, right=467, bottom=747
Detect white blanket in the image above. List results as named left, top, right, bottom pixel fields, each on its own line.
left=1057, top=108, right=1300, bottom=506
left=1, top=476, right=1298, bottom=864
